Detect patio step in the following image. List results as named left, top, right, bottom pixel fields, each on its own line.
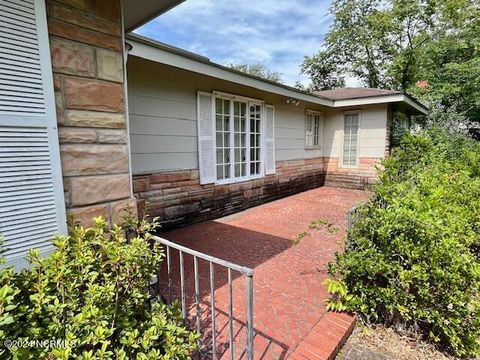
left=288, top=312, right=356, bottom=360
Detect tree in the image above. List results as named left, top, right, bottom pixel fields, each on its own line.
left=228, top=63, right=283, bottom=83
left=302, top=0, right=480, bottom=128
left=300, top=50, right=345, bottom=90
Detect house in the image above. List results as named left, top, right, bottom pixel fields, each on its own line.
left=126, top=34, right=427, bottom=226
left=0, top=0, right=427, bottom=268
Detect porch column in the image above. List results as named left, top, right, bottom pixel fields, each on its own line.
left=47, top=0, right=136, bottom=227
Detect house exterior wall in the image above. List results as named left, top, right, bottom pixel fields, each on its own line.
left=128, top=57, right=384, bottom=226
left=47, top=0, right=135, bottom=227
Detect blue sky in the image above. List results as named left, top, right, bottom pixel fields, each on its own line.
left=135, top=0, right=333, bottom=86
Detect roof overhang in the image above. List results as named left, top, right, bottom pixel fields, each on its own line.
left=126, top=34, right=429, bottom=114
left=126, top=34, right=334, bottom=107
left=124, top=0, right=186, bottom=32
left=332, top=94, right=428, bottom=115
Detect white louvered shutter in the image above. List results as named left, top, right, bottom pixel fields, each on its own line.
left=264, top=105, right=275, bottom=175
left=197, top=92, right=216, bottom=184
left=0, top=0, right=66, bottom=268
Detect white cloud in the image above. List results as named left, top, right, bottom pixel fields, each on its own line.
left=136, top=0, right=333, bottom=86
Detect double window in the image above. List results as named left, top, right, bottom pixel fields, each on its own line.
left=305, top=110, right=322, bottom=148
left=342, top=112, right=360, bottom=167
left=215, top=94, right=263, bottom=183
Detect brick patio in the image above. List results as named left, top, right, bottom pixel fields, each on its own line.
left=158, top=186, right=369, bottom=359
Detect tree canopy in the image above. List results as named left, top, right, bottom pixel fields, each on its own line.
left=302, top=0, right=480, bottom=127
left=228, top=63, right=283, bottom=83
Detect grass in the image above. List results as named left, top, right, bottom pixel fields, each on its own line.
left=293, top=218, right=341, bottom=244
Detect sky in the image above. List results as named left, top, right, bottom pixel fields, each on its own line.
left=135, top=0, right=334, bottom=87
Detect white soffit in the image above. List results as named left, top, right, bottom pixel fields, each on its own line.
left=333, top=95, right=428, bottom=115
left=124, top=0, right=185, bottom=32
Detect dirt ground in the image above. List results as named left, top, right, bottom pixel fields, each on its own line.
left=336, top=324, right=465, bottom=360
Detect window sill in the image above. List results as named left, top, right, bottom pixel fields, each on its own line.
left=216, top=174, right=265, bottom=186
left=305, top=146, right=322, bottom=150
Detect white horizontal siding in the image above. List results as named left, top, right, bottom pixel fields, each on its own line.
left=127, top=57, right=389, bottom=173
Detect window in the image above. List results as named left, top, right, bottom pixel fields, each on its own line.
left=214, top=94, right=264, bottom=183
left=305, top=110, right=322, bottom=148
left=342, top=112, right=360, bottom=167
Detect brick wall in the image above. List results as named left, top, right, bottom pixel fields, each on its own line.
left=47, top=0, right=136, bottom=227
left=133, top=158, right=326, bottom=228
left=132, top=157, right=381, bottom=228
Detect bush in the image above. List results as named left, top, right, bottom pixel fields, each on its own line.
left=326, top=127, right=480, bottom=357
left=0, top=217, right=197, bottom=359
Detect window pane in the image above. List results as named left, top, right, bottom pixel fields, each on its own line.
left=216, top=149, right=223, bottom=163
left=224, top=148, right=230, bottom=163
left=216, top=99, right=222, bottom=114
left=217, top=165, right=224, bottom=180
left=343, top=113, right=359, bottom=166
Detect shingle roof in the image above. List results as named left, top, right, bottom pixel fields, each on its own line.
left=313, top=87, right=402, bottom=100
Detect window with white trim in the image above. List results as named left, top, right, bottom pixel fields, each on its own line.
left=342, top=112, right=360, bottom=166
left=214, top=94, right=264, bottom=183
left=305, top=110, right=322, bottom=148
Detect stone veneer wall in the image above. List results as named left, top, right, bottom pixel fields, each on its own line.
left=324, top=157, right=380, bottom=189
left=132, top=157, right=379, bottom=228
left=47, top=0, right=136, bottom=227
left=133, top=158, right=326, bottom=228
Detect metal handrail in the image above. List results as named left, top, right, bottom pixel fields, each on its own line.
left=151, top=235, right=254, bottom=360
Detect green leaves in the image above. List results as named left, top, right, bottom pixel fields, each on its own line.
left=0, top=218, right=197, bottom=359
left=326, top=128, right=480, bottom=357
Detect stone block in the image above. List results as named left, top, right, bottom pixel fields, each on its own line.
left=95, top=0, right=120, bottom=22
left=50, top=37, right=94, bottom=76
left=59, top=127, right=97, bottom=143
left=50, top=2, right=120, bottom=36
left=110, top=198, right=137, bottom=225
left=60, top=144, right=128, bottom=176
left=97, top=48, right=123, bottom=82
left=68, top=203, right=110, bottom=228
left=52, top=0, right=94, bottom=12
left=47, top=19, right=121, bottom=51
left=150, top=171, right=191, bottom=183
left=97, top=129, right=126, bottom=143
left=71, top=174, right=130, bottom=206
left=64, top=77, right=124, bottom=112
left=133, top=177, right=150, bottom=193
left=55, top=92, right=64, bottom=125
left=65, top=110, right=125, bottom=128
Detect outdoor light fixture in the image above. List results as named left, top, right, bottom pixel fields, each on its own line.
left=285, top=97, right=300, bottom=106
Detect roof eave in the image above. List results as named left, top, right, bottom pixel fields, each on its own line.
left=124, top=0, right=186, bottom=33
left=126, top=34, right=335, bottom=107
left=333, top=94, right=428, bottom=115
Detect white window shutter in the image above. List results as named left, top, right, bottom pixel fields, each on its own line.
left=265, top=105, right=275, bottom=175
left=0, top=0, right=66, bottom=268
left=197, top=92, right=216, bottom=184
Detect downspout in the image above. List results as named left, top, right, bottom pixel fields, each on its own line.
left=120, top=0, right=135, bottom=203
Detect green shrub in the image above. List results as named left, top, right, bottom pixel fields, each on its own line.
left=326, top=127, right=480, bottom=357
left=0, top=217, right=197, bottom=359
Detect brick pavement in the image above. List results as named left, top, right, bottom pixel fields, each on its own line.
left=159, top=186, right=369, bottom=359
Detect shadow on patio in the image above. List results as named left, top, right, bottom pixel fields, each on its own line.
left=156, top=186, right=370, bottom=359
